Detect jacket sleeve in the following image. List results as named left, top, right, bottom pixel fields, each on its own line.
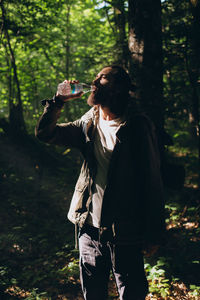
left=35, top=98, right=85, bottom=149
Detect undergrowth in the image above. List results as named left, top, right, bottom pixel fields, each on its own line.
left=0, top=132, right=200, bottom=299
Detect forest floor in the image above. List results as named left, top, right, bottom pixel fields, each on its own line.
left=0, top=132, right=200, bottom=300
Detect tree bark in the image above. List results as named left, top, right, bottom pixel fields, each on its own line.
left=0, top=0, right=26, bottom=134
left=128, top=0, right=164, bottom=133
left=111, top=0, right=130, bottom=68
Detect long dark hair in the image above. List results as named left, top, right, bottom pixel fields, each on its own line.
left=103, top=65, right=133, bottom=116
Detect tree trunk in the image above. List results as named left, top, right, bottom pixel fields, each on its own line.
left=0, top=0, right=26, bottom=134
left=112, top=0, right=130, bottom=68
left=65, top=2, right=70, bottom=80
left=128, top=0, right=164, bottom=134
left=127, top=0, right=183, bottom=188
left=64, top=1, right=73, bottom=121
left=187, top=1, right=200, bottom=186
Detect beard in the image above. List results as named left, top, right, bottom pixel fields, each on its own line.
left=87, top=84, right=129, bottom=116
left=87, top=85, right=112, bottom=107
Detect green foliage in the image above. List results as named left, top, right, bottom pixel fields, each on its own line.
left=162, top=0, right=200, bottom=129
left=0, top=0, right=116, bottom=129
left=189, top=284, right=200, bottom=297
left=145, top=258, right=171, bottom=298
left=144, top=185, right=200, bottom=298
left=58, top=256, right=80, bottom=282
left=25, top=288, right=48, bottom=300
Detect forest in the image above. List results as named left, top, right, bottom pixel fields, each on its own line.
left=0, top=0, right=200, bottom=299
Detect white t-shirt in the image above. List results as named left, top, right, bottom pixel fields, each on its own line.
left=86, top=108, right=123, bottom=228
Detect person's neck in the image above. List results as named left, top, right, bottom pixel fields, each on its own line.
left=100, top=105, right=117, bottom=121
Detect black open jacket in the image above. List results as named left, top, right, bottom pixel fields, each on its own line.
left=35, top=98, right=165, bottom=246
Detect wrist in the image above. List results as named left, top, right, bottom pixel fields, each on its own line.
left=53, top=94, right=65, bottom=107
left=41, top=94, right=64, bottom=108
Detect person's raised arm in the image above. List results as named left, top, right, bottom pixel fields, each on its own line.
left=35, top=80, right=85, bottom=149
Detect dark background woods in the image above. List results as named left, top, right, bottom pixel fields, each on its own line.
left=0, top=0, right=200, bottom=299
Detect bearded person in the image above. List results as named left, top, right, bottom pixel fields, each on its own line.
left=35, top=65, right=165, bottom=300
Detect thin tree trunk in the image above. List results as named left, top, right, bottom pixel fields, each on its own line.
left=64, top=1, right=72, bottom=121
left=187, top=1, right=200, bottom=186
left=0, top=0, right=26, bottom=133
left=65, top=3, right=70, bottom=80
